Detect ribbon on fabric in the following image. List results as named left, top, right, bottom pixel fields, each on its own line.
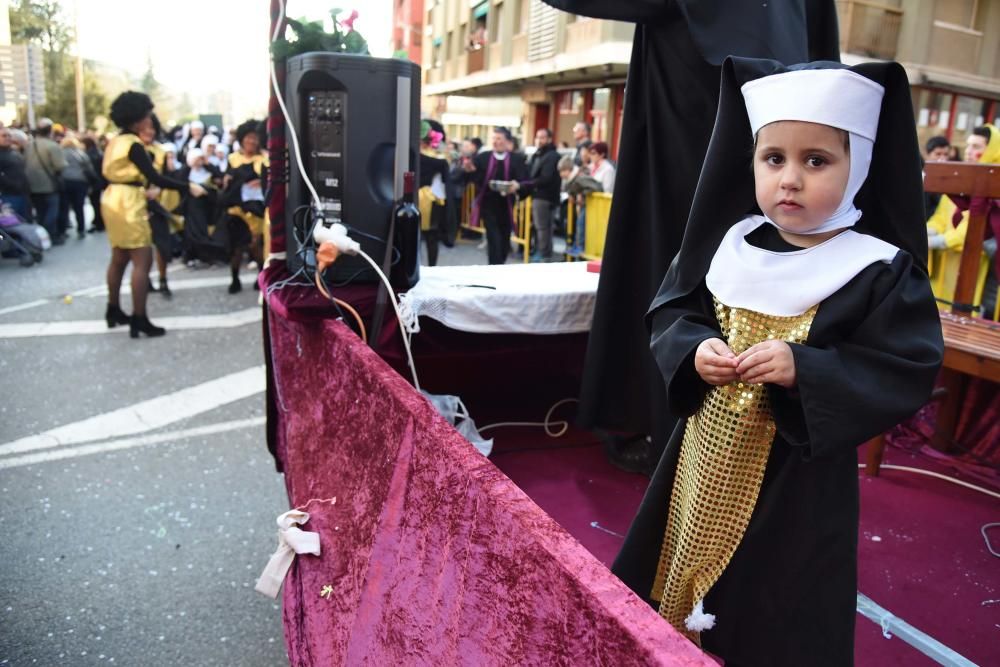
left=255, top=509, right=322, bottom=598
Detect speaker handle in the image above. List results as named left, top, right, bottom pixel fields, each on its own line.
left=371, top=74, right=412, bottom=351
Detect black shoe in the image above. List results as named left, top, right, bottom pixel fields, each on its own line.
left=77, top=230, right=86, bottom=239
left=87, top=227, right=99, bottom=234
left=252, top=277, right=260, bottom=291
left=105, top=303, right=131, bottom=328
left=601, top=433, right=657, bottom=477
left=51, top=235, right=66, bottom=246
left=129, top=314, right=166, bottom=338
left=159, top=280, right=172, bottom=299
left=228, top=278, right=242, bottom=294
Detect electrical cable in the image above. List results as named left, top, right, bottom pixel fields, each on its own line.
left=478, top=398, right=579, bottom=438
left=271, top=0, right=321, bottom=213
left=314, top=270, right=368, bottom=343
left=859, top=463, right=1000, bottom=500
left=356, top=248, right=421, bottom=391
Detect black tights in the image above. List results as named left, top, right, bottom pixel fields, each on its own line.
left=107, top=246, right=152, bottom=316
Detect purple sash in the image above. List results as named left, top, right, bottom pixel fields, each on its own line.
left=470, top=153, right=513, bottom=228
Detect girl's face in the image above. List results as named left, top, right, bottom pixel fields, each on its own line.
left=132, top=114, right=154, bottom=141
left=242, top=132, right=259, bottom=154
left=753, top=120, right=850, bottom=235
left=964, top=134, right=987, bottom=163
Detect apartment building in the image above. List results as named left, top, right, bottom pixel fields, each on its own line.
left=838, top=0, right=1000, bottom=149
left=393, top=0, right=425, bottom=66
left=413, top=0, right=1000, bottom=157
left=418, top=0, right=633, bottom=157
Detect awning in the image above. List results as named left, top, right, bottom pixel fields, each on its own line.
left=472, top=2, right=488, bottom=19
left=441, top=112, right=521, bottom=128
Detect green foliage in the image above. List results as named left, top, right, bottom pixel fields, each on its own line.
left=9, top=0, right=108, bottom=129
left=9, top=0, right=73, bottom=90
left=37, top=59, right=108, bottom=129
left=140, top=54, right=160, bottom=100
left=270, top=8, right=369, bottom=62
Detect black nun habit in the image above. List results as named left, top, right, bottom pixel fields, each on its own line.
left=612, top=58, right=943, bottom=667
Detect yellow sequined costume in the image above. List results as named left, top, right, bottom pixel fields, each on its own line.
left=227, top=151, right=268, bottom=238
left=653, top=297, right=817, bottom=643
left=148, top=143, right=183, bottom=233
left=101, top=134, right=150, bottom=249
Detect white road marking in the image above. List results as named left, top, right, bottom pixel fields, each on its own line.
left=0, top=270, right=256, bottom=316
left=0, top=417, right=266, bottom=470
left=70, top=273, right=259, bottom=299
left=0, top=307, right=262, bottom=338
left=0, top=299, right=48, bottom=316
left=0, top=365, right=266, bottom=457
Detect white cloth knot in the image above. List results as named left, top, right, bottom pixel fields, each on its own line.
left=254, top=509, right=321, bottom=598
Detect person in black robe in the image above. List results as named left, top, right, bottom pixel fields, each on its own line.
left=177, top=148, right=228, bottom=265
left=540, top=0, right=841, bottom=473
left=463, top=127, right=529, bottom=264
left=613, top=58, right=944, bottom=666
left=418, top=119, right=450, bottom=266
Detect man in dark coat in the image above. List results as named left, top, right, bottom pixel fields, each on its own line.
left=540, top=0, right=841, bottom=472
left=524, top=128, right=562, bottom=261
left=463, top=127, right=529, bottom=264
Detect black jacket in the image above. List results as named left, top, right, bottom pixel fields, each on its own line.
left=525, top=143, right=561, bottom=204
left=0, top=148, right=29, bottom=196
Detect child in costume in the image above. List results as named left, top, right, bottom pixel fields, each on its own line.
left=612, top=58, right=943, bottom=667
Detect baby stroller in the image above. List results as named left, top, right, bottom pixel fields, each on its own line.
left=0, top=203, right=46, bottom=267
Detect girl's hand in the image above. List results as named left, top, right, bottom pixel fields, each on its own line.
left=189, top=183, right=207, bottom=198
left=145, top=186, right=161, bottom=200
left=735, top=340, right=797, bottom=388
left=695, top=338, right=739, bottom=386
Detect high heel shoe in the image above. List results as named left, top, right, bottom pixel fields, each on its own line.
left=159, top=280, right=172, bottom=299
left=129, top=314, right=166, bottom=338
left=105, top=303, right=131, bottom=328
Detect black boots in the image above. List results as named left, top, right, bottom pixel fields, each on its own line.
left=105, top=303, right=131, bottom=328
left=129, top=314, right=166, bottom=338
left=159, top=278, right=172, bottom=299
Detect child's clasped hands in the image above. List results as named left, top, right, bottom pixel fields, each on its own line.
left=694, top=338, right=797, bottom=388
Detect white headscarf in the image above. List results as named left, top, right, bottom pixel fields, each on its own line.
left=741, top=69, right=884, bottom=235
left=705, top=69, right=900, bottom=316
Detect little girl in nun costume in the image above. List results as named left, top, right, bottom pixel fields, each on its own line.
left=612, top=58, right=944, bottom=666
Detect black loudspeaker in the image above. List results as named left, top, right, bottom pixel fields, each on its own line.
left=284, top=52, right=420, bottom=283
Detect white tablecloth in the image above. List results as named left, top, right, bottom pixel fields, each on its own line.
left=399, top=262, right=600, bottom=334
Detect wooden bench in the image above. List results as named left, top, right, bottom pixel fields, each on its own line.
left=866, top=162, right=1000, bottom=475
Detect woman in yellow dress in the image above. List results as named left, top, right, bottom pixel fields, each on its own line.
left=223, top=119, right=268, bottom=294
left=102, top=91, right=206, bottom=337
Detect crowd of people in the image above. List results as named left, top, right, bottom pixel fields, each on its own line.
left=0, top=91, right=269, bottom=337
left=923, top=124, right=1000, bottom=316
left=417, top=119, right=616, bottom=265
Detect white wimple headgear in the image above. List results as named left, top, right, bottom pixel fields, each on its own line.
left=741, top=69, right=885, bottom=235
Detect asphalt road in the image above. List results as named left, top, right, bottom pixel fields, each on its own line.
left=0, top=220, right=488, bottom=666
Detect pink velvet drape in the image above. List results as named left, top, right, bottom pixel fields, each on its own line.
left=266, top=310, right=713, bottom=666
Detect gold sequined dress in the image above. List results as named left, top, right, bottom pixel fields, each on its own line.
left=653, top=296, right=817, bottom=643
left=101, top=134, right=150, bottom=249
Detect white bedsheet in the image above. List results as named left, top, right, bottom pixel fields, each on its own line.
left=399, top=262, right=600, bottom=334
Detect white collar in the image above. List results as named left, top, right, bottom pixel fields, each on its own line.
left=705, top=216, right=899, bottom=316
left=493, top=151, right=507, bottom=161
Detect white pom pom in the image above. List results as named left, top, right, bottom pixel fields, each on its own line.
left=684, top=599, right=716, bottom=632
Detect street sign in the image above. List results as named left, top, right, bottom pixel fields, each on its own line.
left=0, top=43, right=47, bottom=107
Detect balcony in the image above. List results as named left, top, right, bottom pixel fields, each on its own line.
left=927, top=21, right=983, bottom=74
left=836, top=0, right=902, bottom=60
left=467, top=46, right=486, bottom=74
left=511, top=33, right=528, bottom=65
left=564, top=18, right=603, bottom=53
